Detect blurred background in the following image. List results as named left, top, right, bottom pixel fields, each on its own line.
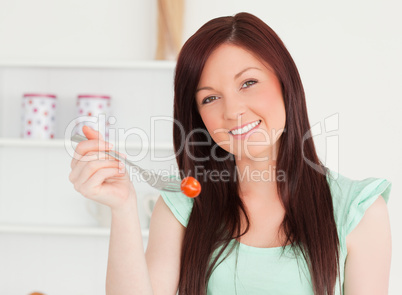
left=0, top=0, right=400, bottom=294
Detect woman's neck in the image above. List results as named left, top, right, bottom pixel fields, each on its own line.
left=235, top=157, right=282, bottom=203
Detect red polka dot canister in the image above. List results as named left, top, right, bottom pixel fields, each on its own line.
left=73, top=94, right=111, bottom=140
left=21, top=93, right=57, bottom=139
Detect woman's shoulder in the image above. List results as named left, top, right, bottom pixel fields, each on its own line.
left=326, top=168, right=392, bottom=237
left=159, top=186, right=195, bottom=228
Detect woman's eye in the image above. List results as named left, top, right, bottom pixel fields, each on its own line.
left=242, top=80, right=257, bottom=88
left=202, top=96, right=219, bottom=104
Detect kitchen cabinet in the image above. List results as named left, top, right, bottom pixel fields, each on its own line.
left=0, top=60, right=178, bottom=294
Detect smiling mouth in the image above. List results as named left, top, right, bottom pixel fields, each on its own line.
left=229, top=120, right=261, bottom=135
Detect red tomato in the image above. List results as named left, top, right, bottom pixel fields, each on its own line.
left=180, top=176, right=201, bottom=198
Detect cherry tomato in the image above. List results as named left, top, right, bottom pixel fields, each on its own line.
left=180, top=176, right=201, bottom=198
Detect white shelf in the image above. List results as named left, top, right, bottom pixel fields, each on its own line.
left=0, top=137, right=174, bottom=150
left=0, top=224, right=150, bottom=237
left=0, top=60, right=176, bottom=70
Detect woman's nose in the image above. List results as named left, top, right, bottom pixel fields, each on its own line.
left=223, top=94, right=247, bottom=121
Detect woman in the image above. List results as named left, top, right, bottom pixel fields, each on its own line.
left=69, top=12, right=392, bottom=295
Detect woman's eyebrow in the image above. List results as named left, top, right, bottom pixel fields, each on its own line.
left=234, top=67, right=262, bottom=79
left=196, top=67, right=262, bottom=93
left=196, top=86, right=214, bottom=93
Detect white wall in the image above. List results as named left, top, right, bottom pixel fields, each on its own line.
left=0, top=0, right=157, bottom=60
left=0, top=0, right=401, bottom=294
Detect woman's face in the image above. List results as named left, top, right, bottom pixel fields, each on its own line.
left=195, top=43, right=286, bottom=161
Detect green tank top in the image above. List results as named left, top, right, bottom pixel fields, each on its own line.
left=159, top=169, right=392, bottom=294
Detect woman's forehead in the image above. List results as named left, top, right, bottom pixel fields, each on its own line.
left=198, top=45, right=275, bottom=86
left=202, top=44, right=274, bottom=73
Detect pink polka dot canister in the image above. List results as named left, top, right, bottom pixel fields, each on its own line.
left=21, top=93, right=57, bottom=139
left=73, top=94, right=111, bottom=140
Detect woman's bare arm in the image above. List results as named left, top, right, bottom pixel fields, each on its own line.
left=145, top=196, right=185, bottom=294
left=106, top=195, right=185, bottom=295
left=68, top=126, right=184, bottom=294
left=344, top=195, right=392, bottom=295
left=106, top=197, right=154, bottom=295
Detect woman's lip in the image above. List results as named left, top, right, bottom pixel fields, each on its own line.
left=229, top=121, right=261, bottom=139
left=229, top=120, right=261, bottom=133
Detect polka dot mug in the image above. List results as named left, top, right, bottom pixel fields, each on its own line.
left=73, top=94, right=111, bottom=140
left=21, top=93, right=57, bottom=139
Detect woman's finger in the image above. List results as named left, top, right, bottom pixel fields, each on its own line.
left=70, top=147, right=128, bottom=183
left=70, top=151, right=98, bottom=183
left=82, top=125, right=104, bottom=141
left=70, top=125, right=112, bottom=169
left=71, top=138, right=113, bottom=169
left=79, top=167, right=124, bottom=199
left=71, top=153, right=120, bottom=187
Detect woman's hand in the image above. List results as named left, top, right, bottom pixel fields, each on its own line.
left=69, top=125, right=137, bottom=212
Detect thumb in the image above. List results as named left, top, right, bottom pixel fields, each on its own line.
left=82, top=125, right=104, bottom=141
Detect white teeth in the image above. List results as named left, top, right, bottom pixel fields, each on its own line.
left=231, top=120, right=261, bottom=135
